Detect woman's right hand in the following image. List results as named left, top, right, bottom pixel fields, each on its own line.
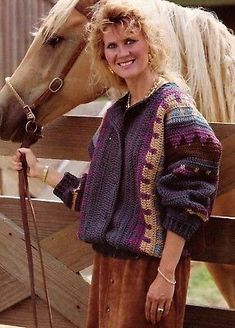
left=12, top=148, right=43, bottom=179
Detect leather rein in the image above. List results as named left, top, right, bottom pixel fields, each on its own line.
left=5, top=22, right=87, bottom=327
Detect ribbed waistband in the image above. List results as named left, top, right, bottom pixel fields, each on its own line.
left=92, top=243, right=151, bottom=260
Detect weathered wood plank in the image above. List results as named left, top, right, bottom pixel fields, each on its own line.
left=217, top=134, right=235, bottom=196
left=0, top=196, right=235, bottom=264
left=0, top=219, right=93, bottom=313
left=0, top=268, right=29, bottom=312
left=0, top=119, right=235, bottom=196
left=184, top=304, right=235, bottom=328
left=210, top=123, right=235, bottom=139
left=32, top=116, right=100, bottom=161
left=0, top=117, right=233, bottom=159
left=189, top=216, right=235, bottom=264
left=0, top=196, right=93, bottom=271
left=0, top=197, right=235, bottom=268
left=0, top=196, right=78, bottom=240
left=0, top=214, right=89, bottom=327
left=0, top=297, right=76, bottom=328
left=41, top=221, right=94, bottom=272
left=0, top=119, right=233, bottom=157
left=0, top=116, right=101, bottom=160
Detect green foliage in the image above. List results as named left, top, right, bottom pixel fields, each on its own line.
left=187, top=262, right=228, bottom=307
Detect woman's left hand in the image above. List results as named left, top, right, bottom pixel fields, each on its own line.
left=145, top=274, right=175, bottom=325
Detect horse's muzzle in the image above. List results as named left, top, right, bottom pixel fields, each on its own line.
left=0, top=101, right=27, bottom=142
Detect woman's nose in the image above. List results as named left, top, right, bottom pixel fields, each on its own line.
left=117, top=45, right=130, bottom=58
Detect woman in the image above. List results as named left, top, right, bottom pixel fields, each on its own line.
left=12, top=0, right=222, bottom=327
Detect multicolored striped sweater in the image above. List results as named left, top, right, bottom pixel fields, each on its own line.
left=54, top=83, right=222, bottom=258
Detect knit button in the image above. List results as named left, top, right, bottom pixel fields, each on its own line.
left=110, top=279, right=114, bottom=284
left=106, top=305, right=110, bottom=313
left=108, top=137, right=112, bottom=141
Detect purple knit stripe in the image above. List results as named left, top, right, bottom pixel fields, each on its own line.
left=166, top=127, right=212, bottom=147
left=141, top=193, right=151, bottom=200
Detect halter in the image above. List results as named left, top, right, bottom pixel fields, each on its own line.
left=5, top=38, right=86, bottom=134
left=4, top=14, right=87, bottom=328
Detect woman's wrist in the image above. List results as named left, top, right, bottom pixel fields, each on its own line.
left=34, top=163, right=46, bottom=180
left=157, top=267, right=176, bottom=285
left=158, top=258, right=177, bottom=277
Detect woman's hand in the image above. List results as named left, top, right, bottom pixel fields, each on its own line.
left=145, top=273, right=175, bottom=325
left=12, top=148, right=43, bottom=179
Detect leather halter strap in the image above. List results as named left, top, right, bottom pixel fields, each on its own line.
left=5, top=37, right=86, bottom=133
left=30, top=38, right=87, bottom=111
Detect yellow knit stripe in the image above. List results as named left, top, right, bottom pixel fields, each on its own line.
left=140, top=105, right=166, bottom=255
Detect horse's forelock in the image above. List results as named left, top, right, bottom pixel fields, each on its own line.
left=40, top=0, right=80, bottom=41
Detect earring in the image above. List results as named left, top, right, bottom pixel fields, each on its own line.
left=148, top=53, right=153, bottom=64
left=108, top=66, right=114, bottom=74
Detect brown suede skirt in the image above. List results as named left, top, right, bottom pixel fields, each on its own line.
left=86, top=250, right=190, bottom=328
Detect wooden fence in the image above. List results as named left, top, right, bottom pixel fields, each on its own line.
left=0, top=116, right=234, bottom=327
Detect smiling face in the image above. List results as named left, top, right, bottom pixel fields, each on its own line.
left=103, top=24, right=151, bottom=85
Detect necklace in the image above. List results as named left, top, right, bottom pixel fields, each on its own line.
left=126, top=77, right=165, bottom=110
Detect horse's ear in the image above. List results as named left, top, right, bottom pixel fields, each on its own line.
left=75, top=0, right=99, bottom=19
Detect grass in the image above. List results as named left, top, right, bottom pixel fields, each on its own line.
left=187, top=262, right=228, bottom=308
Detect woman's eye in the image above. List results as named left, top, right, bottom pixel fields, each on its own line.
left=44, top=35, right=64, bottom=48
left=107, top=43, right=117, bottom=49
left=126, top=39, right=136, bottom=45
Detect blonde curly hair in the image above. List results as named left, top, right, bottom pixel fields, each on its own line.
left=86, top=0, right=187, bottom=95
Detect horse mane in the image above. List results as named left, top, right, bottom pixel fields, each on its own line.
left=155, top=0, right=235, bottom=122
left=40, top=0, right=235, bottom=122
left=40, top=0, right=79, bottom=40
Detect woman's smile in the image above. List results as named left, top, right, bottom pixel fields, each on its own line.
left=118, top=59, right=136, bottom=67
left=118, top=59, right=135, bottom=68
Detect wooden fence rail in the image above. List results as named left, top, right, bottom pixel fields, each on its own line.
left=0, top=116, right=235, bottom=327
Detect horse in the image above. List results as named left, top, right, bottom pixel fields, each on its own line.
left=0, top=0, right=234, bottom=308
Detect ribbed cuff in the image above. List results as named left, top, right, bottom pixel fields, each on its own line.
left=162, top=208, right=202, bottom=240
left=53, top=172, right=82, bottom=200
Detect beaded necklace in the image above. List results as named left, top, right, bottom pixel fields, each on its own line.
left=126, top=77, right=166, bottom=110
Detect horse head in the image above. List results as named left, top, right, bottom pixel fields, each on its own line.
left=0, top=0, right=102, bottom=142
left=0, top=0, right=234, bottom=142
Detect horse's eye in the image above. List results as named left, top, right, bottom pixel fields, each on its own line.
left=45, top=35, right=64, bottom=48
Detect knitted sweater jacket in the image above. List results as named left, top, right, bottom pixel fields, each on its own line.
left=54, top=83, right=222, bottom=258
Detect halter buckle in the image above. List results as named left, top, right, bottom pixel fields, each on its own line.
left=24, top=105, right=36, bottom=121
left=49, top=77, right=64, bottom=93
left=25, top=120, right=38, bottom=134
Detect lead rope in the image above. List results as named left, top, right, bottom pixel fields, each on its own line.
left=18, top=156, right=38, bottom=327
left=19, top=132, right=53, bottom=328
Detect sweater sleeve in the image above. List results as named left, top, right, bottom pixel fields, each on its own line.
left=157, top=99, right=222, bottom=240
left=53, top=172, right=87, bottom=211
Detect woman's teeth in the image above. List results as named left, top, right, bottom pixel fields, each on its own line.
left=119, top=60, right=134, bottom=67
